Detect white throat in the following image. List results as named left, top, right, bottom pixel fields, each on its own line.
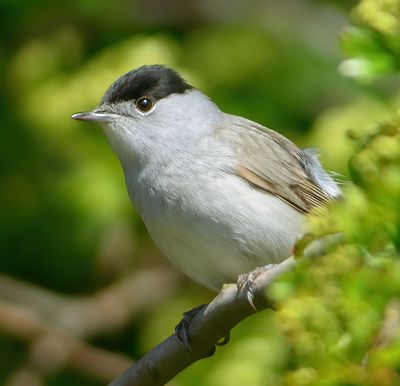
left=102, top=89, right=223, bottom=172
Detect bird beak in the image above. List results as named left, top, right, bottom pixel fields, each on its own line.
left=71, top=109, right=115, bottom=122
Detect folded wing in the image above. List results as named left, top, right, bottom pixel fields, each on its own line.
left=218, top=116, right=340, bottom=214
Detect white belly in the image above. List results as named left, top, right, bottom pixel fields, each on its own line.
left=134, top=174, right=305, bottom=291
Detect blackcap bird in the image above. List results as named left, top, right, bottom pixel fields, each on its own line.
left=72, top=64, right=340, bottom=292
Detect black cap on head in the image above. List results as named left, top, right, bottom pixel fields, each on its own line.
left=101, top=65, right=193, bottom=105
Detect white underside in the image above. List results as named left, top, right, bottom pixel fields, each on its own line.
left=130, top=171, right=304, bottom=291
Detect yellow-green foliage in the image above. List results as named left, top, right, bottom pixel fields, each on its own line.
left=268, top=118, right=400, bottom=386
left=266, top=1, right=400, bottom=382
left=257, top=1, right=400, bottom=380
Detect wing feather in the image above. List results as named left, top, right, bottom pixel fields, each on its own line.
left=217, top=116, right=337, bottom=214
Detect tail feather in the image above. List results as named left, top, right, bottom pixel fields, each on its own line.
left=302, top=147, right=342, bottom=199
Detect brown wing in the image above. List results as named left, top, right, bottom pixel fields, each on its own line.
left=218, top=116, right=332, bottom=214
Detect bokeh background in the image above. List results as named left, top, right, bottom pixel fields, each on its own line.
left=1, top=0, right=400, bottom=385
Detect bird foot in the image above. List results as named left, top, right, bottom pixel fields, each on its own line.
left=237, top=264, right=277, bottom=310
left=175, top=304, right=231, bottom=353
left=175, top=304, right=206, bottom=353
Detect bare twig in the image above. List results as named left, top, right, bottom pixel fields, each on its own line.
left=6, top=367, right=45, bottom=386
left=0, top=300, right=133, bottom=383
left=109, top=233, right=342, bottom=386
left=0, top=267, right=178, bottom=337
left=109, top=257, right=296, bottom=386
left=0, top=267, right=179, bottom=384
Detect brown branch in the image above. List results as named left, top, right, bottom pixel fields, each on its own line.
left=109, top=257, right=295, bottom=386
left=0, top=234, right=340, bottom=385
left=0, top=266, right=180, bottom=385
left=0, top=300, right=133, bottom=383
left=109, top=233, right=342, bottom=386
left=0, top=267, right=178, bottom=337
left=55, top=268, right=179, bottom=337
left=6, top=366, right=45, bottom=386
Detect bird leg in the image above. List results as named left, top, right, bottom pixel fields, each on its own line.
left=237, top=264, right=277, bottom=310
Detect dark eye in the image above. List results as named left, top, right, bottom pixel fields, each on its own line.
left=136, top=97, right=154, bottom=112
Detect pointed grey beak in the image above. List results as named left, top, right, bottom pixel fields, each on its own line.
left=71, top=109, right=115, bottom=122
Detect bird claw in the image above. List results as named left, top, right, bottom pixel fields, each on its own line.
left=175, top=304, right=231, bottom=353
left=176, top=264, right=279, bottom=352
left=175, top=304, right=206, bottom=353
left=237, top=264, right=277, bottom=310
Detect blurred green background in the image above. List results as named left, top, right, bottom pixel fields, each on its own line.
left=1, top=0, right=400, bottom=385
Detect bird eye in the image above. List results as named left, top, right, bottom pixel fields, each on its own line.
left=136, top=97, right=154, bottom=112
